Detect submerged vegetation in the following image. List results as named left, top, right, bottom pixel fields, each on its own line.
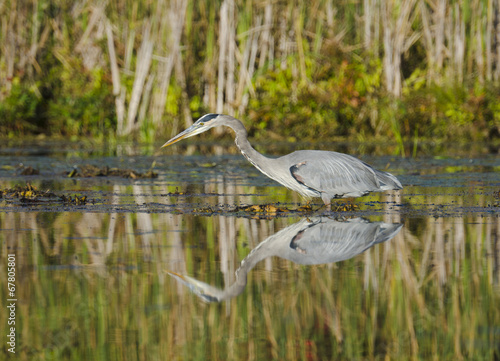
left=66, top=164, right=158, bottom=179
left=1, top=0, right=500, bottom=144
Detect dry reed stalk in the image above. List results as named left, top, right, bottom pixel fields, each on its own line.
left=258, top=0, right=273, bottom=70
left=151, top=0, right=188, bottom=127
left=214, top=0, right=239, bottom=119
left=434, top=0, right=446, bottom=74
left=451, top=3, right=466, bottom=83
left=226, top=0, right=236, bottom=116
left=235, top=25, right=254, bottom=111
left=74, top=2, right=107, bottom=71
left=419, top=0, right=446, bottom=84
left=364, top=0, right=372, bottom=49
left=381, top=0, right=418, bottom=96
left=363, top=0, right=380, bottom=53
left=217, top=0, right=229, bottom=115
left=474, top=3, right=485, bottom=83
left=124, top=20, right=153, bottom=134
left=237, top=14, right=261, bottom=114
left=2, top=0, right=17, bottom=97
left=277, top=10, right=289, bottom=69
left=105, top=21, right=125, bottom=134
left=107, top=22, right=136, bottom=136
left=138, top=73, right=155, bottom=126
left=486, top=0, right=493, bottom=81
left=174, top=53, right=193, bottom=127
left=18, top=0, right=36, bottom=77
left=325, top=0, right=335, bottom=31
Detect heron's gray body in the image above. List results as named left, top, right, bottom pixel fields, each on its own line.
left=162, top=114, right=403, bottom=206
left=242, top=148, right=401, bottom=204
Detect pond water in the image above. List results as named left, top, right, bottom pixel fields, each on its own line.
left=0, top=140, right=499, bottom=360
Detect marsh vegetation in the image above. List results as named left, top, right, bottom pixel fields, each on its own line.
left=1, top=0, right=500, bottom=146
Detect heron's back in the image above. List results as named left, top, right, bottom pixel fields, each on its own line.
left=278, top=150, right=402, bottom=199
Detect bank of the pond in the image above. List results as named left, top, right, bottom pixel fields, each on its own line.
left=2, top=78, right=500, bottom=147
left=0, top=136, right=498, bottom=161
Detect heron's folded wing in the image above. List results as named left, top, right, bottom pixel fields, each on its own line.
left=290, top=152, right=380, bottom=197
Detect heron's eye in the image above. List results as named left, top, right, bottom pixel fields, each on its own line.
left=199, top=122, right=204, bottom=126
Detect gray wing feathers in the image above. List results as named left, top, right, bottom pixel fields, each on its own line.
left=289, top=151, right=400, bottom=198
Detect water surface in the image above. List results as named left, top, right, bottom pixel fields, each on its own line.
left=0, top=141, right=499, bottom=360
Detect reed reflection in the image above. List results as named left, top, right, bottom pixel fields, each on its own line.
left=168, top=217, right=403, bottom=302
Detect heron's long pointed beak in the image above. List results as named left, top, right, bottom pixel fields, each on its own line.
left=161, top=123, right=208, bottom=148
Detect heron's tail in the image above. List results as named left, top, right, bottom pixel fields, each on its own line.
left=375, top=169, right=403, bottom=190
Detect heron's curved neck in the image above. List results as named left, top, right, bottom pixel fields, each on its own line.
left=226, top=118, right=271, bottom=170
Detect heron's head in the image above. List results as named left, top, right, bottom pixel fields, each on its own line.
left=161, top=113, right=224, bottom=148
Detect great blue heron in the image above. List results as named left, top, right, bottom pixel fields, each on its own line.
left=162, top=114, right=403, bottom=208
left=167, top=217, right=403, bottom=302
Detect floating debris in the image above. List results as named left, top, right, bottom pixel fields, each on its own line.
left=67, top=164, right=157, bottom=179
left=332, top=203, right=359, bottom=212
left=167, top=187, right=186, bottom=196
left=238, top=204, right=289, bottom=214
left=60, top=194, right=88, bottom=205
left=193, top=205, right=219, bottom=214
left=1, top=183, right=55, bottom=200
left=19, top=166, right=40, bottom=175
left=296, top=203, right=313, bottom=212
left=188, top=202, right=326, bottom=218
left=1, top=182, right=91, bottom=205
left=234, top=203, right=317, bottom=219
left=178, top=201, right=362, bottom=218
left=493, top=189, right=500, bottom=207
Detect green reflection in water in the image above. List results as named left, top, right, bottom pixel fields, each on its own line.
left=0, top=201, right=499, bottom=360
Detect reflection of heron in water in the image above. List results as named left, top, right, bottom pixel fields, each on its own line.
left=167, top=217, right=403, bottom=302
left=162, top=114, right=403, bottom=210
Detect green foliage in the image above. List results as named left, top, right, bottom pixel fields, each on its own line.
left=0, top=79, right=42, bottom=136
left=248, top=55, right=384, bottom=141
left=189, top=95, right=205, bottom=120
left=164, top=82, right=182, bottom=116
left=44, top=64, right=115, bottom=139
left=401, top=83, right=500, bottom=142
left=0, top=54, right=115, bottom=138
left=482, top=84, right=500, bottom=138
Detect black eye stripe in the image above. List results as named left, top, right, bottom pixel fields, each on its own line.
left=199, top=114, right=219, bottom=123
